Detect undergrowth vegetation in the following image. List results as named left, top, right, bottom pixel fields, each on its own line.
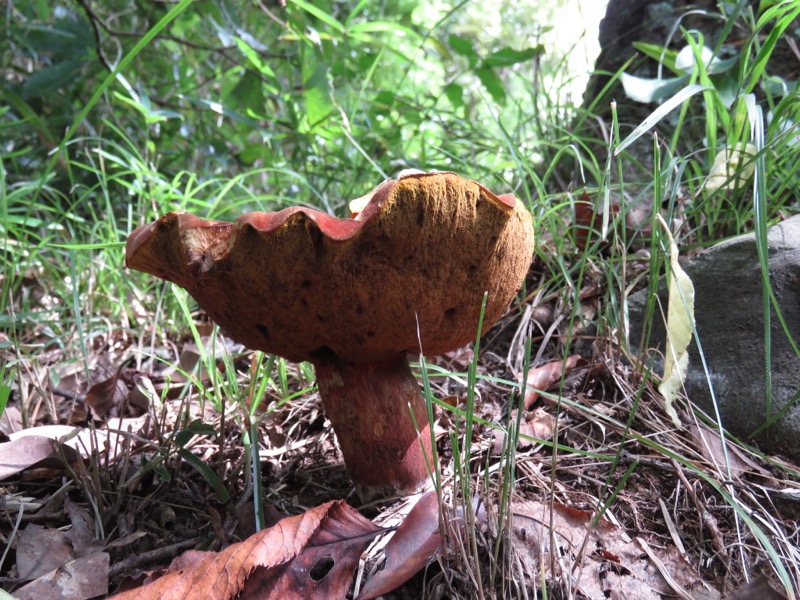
left=2, top=0, right=800, bottom=598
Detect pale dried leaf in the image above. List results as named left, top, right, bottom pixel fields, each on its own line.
left=492, top=408, right=556, bottom=454
left=65, top=498, right=97, bottom=556
left=84, top=374, right=128, bottom=419
left=0, top=435, right=81, bottom=480
left=657, top=215, right=695, bottom=427
left=728, top=575, right=789, bottom=600
left=510, top=499, right=712, bottom=599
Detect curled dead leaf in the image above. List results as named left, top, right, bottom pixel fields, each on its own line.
left=357, top=491, right=442, bottom=600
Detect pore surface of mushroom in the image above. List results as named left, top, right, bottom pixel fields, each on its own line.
left=127, top=171, right=534, bottom=499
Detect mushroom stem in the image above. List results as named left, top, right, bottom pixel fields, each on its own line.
left=312, top=354, right=434, bottom=500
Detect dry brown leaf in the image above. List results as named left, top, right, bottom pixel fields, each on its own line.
left=510, top=499, right=712, bottom=599
left=13, top=552, right=110, bottom=600
left=16, top=524, right=75, bottom=580
left=65, top=497, right=98, bottom=556
left=522, top=355, right=586, bottom=409
left=84, top=374, right=129, bottom=419
left=357, top=491, right=441, bottom=600
left=573, top=196, right=596, bottom=252
left=0, top=434, right=81, bottom=480
left=572, top=193, right=619, bottom=252
left=518, top=407, right=556, bottom=447
left=111, top=500, right=383, bottom=600
left=14, top=498, right=104, bottom=597
left=492, top=407, right=556, bottom=454
left=689, top=423, right=765, bottom=478
left=728, top=575, right=789, bottom=600
left=1, top=418, right=152, bottom=477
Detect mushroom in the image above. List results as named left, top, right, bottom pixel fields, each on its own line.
left=126, top=171, right=534, bottom=499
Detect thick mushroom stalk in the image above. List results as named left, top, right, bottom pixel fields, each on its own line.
left=313, top=354, right=432, bottom=498
left=126, top=172, right=534, bottom=499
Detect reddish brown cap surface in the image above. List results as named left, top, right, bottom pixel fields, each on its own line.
left=126, top=172, right=534, bottom=362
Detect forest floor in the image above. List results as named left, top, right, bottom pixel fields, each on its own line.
left=2, top=242, right=799, bottom=600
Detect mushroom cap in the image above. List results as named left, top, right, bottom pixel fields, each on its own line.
left=126, top=172, right=534, bottom=363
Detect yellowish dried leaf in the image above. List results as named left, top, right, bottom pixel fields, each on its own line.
left=657, top=215, right=695, bottom=427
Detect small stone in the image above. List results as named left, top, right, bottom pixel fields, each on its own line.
left=629, top=215, right=800, bottom=457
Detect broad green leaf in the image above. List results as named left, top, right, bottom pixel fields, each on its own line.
left=0, top=363, right=9, bottom=418
left=349, top=20, right=422, bottom=41
left=179, top=449, right=230, bottom=503
left=448, top=34, right=476, bottom=58
left=444, top=83, right=464, bottom=108
left=302, top=59, right=334, bottom=131
left=476, top=67, right=506, bottom=104
left=483, top=46, right=542, bottom=68
left=233, top=37, right=277, bottom=81
left=746, top=1, right=800, bottom=92
left=181, top=96, right=261, bottom=127
left=228, top=71, right=266, bottom=114
left=175, top=419, right=218, bottom=448
left=372, top=90, right=395, bottom=115
left=22, top=58, right=88, bottom=99
left=657, top=215, right=695, bottom=428
left=16, top=18, right=94, bottom=58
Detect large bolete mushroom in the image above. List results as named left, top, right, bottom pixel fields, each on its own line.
left=126, top=171, right=534, bottom=499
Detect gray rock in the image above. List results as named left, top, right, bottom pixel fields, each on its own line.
left=629, top=215, right=800, bottom=457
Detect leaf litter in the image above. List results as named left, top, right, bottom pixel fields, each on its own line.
left=2, top=232, right=799, bottom=599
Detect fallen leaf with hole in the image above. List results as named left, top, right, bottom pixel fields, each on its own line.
left=357, top=491, right=441, bottom=599
left=510, top=499, right=712, bottom=599
left=110, top=500, right=382, bottom=600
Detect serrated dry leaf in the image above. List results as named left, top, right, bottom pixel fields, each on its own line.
left=357, top=491, right=441, bottom=600
left=492, top=408, right=556, bottom=454
left=111, top=500, right=383, bottom=600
